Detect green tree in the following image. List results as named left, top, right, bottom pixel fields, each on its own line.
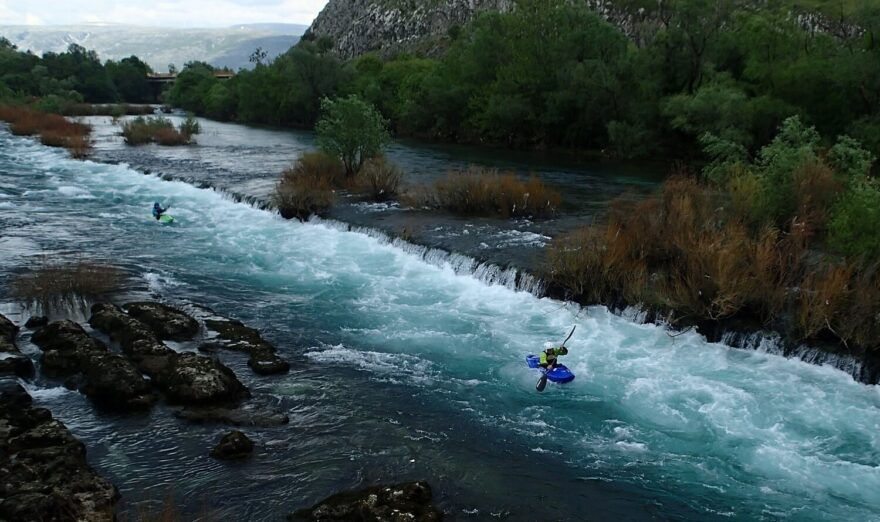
left=315, top=95, right=390, bottom=177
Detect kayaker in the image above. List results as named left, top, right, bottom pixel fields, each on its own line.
left=152, top=202, right=169, bottom=220
left=539, top=341, right=568, bottom=372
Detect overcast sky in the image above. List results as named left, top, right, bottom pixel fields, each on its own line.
left=0, top=0, right=329, bottom=27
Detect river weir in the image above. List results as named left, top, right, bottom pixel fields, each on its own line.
left=1, top=119, right=879, bottom=520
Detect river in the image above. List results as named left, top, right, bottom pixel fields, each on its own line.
left=1, top=117, right=879, bottom=521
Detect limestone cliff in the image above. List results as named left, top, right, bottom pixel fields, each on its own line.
left=304, top=0, right=660, bottom=59
left=304, top=0, right=514, bottom=59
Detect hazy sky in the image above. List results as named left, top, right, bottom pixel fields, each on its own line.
left=0, top=0, right=330, bottom=27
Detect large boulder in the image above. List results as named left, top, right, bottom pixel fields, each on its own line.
left=31, top=320, right=108, bottom=376
left=123, top=302, right=200, bottom=341
left=205, top=318, right=290, bottom=375
left=0, top=380, right=118, bottom=521
left=210, top=430, right=254, bottom=460
left=156, top=353, right=249, bottom=405
left=24, top=316, right=49, bottom=329
left=89, top=303, right=175, bottom=375
left=289, top=481, right=442, bottom=521
left=31, top=321, right=154, bottom=410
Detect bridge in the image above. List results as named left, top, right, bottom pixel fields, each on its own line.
left=146, top=71, right=235, bottom=84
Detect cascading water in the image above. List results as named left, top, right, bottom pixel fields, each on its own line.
left=2, top=129, right=879, bottom=521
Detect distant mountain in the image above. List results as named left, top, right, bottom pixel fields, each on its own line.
left=0, top=23, right=307, bottom=71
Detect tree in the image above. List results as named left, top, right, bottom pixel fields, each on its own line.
left=315, top=95, right=389, bottom=177
left=249, top=46, right=268, bottom=66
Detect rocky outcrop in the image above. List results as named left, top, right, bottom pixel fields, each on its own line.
left=0, top=380, right=118, bottom=521
left=123, top=301, right=200, bottom=341
left=289, top=481, right=442, bottom=521
left=305, top=0, right=513, bottom=59
left=89, top=303, right=176, bottom=376
left=204, top=318, right=290, bottom=375
left=0, top=313, right=34, bottom=379
left=31, top=320, right=155, bottom=410
left=88, top=304, right=250, bottom=406
left=210, top=430, right=254, bottom=460
left=156, top=352, right=249, bottom=405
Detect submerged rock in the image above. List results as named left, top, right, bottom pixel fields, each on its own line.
left=290, top=481, right=442, bottom=521
left=31, top=321, right=154, bottom=410
left=124, top=301, right=200, bottom=341
left=0, top=380, right=118, bottom=521
left=205, top=318, right=290, bottom=375
left=156, top=352, right=249, bottom=405
left=173, top=404, right=290, bottom=427
left=24, top=315, right=49, bottom=329
left=210, top=430, right=254, bottom=460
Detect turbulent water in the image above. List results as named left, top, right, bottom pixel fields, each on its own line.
left=2, top=127, right=880, bottom=521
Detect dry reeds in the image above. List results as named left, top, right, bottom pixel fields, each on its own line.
left=10, top=259, right=126, bottom=310
left=429, top=167, right=561, bottom=218
left=121, top=116, right=194, bottom=146
left=0, top=104, right=93, bottom=158
left=356, top=157, right=402, bottom=201
left=272, top=152, right=341, bottom=220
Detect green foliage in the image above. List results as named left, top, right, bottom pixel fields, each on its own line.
left=828, top=179, right=880, bottom=258
left=607, top=120, right=654, bottom=159
left=315, top=95, right=390, bottom=177
left=828, top=135, right=874, bottom=180
left=179, top=114, right=201, bottom=136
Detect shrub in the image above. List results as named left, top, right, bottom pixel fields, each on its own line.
left=357, top=157, right=402, bottom=201
left=431, top=167, right=561, bottom=218
left=10, top=260, right=126, bottom=310
left=827, top=179, right=880, bottom=258
left=121, top=116, right=192, bottom=146
left=0, top=104, right=92, bottom=158
left=606, top=120, right=654, bottom=159
left=179, top=114, right=201, bottom=136
left=272, top=152, right=342, bottom=220
left=316, top=95, right=390, bottom=177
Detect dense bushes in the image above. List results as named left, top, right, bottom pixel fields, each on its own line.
left=420, top=168, right=562, bottom=218
left=544, top=119, right=880, bottom=352
left=0, top=104, right=92, bottom=158
left=272, top=152, right=342, bottom=220
left=120, top=116, right=199, bottom=146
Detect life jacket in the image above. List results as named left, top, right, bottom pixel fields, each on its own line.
left=539, top=346, right=567, bottom=365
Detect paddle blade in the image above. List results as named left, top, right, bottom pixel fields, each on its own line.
left=536, top=374, right=548, bottom=392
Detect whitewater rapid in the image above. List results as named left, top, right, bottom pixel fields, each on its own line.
left=1, top=130, right=879, bottom=521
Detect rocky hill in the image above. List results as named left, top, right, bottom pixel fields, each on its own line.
left=304, top=0, right=513, bottom=59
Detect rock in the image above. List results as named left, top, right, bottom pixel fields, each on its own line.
left=81, top=353, right=156, bottom=410
left=31, top=320, right=108, bottom=376
left=0, top=380, right=118, bottom=521
left=248, top=345, right=291, bottom=375
left=156, top=353, right=249, bottom=405
left=205, top=318, right=290, bottom=375
left=289, top=481, right=442, bottom=521
left=89, top=303, right=174, bottom=375
left=173, top=404, right=289, bottom=427
left=24, top=316, right=49, bottom=329
left=31, top=321, right=154, bottom=410
left=0, top=355, right=35, bottom=379
left=0, top=313, right=19, bottom=353
left=0, top=314, right=32, bottom=378
left=210, top=430, right=254, bottom=460
left=123, top=301, right=200, bottom=341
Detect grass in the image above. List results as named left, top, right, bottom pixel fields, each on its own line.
left=423, top=167, right=562, bottom=218
left=121, top=116, right=195, bottom=146
left=543, top=173, right=880, bottom=353
left=0, top=104, right=93, bottom=158
left=10, top=259, right=126, bottom=311
left=355, top=157, right=403, bottom=201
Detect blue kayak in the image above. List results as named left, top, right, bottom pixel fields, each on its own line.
left=525, top=354, right=575, bottom=383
